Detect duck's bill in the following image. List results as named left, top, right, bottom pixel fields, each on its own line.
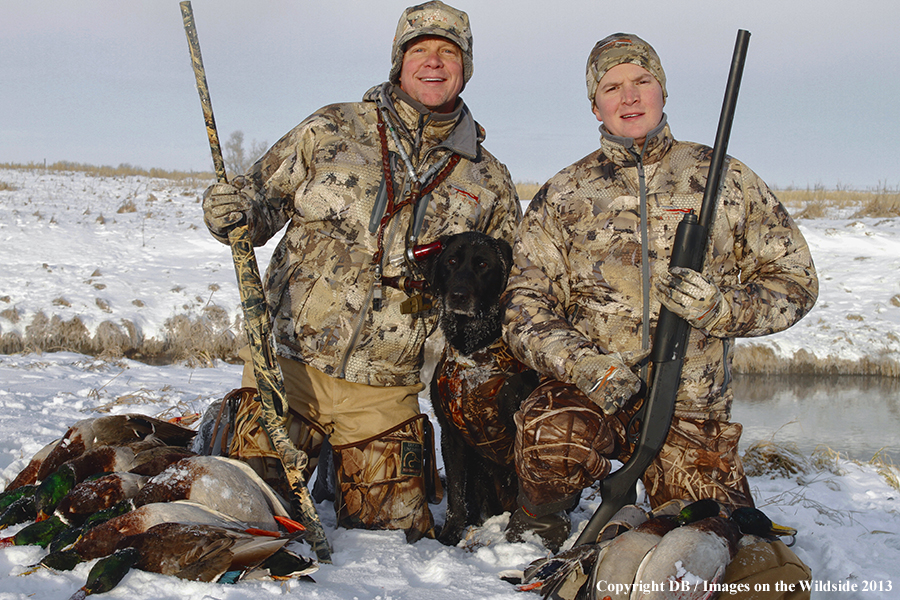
left=768, top=520, right=798, bottom=537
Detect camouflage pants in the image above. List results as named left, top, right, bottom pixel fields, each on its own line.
left=514, top=379, right=754, bottom=510
left=331, top=414, right=437, bottom=542
left=227, top=356, right=439, bottom=541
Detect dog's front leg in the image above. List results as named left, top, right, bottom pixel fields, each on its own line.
left=437, top=427, right=470, bottom=546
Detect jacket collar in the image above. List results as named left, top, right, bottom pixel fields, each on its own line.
left=599, top=113, right=672, bottom=166
left=364, top=82, right=480, bottom=160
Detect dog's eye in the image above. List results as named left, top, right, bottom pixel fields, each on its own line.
left=447, top=257, right=458, bottom=266
left=477, top=260, right=488, bottom=270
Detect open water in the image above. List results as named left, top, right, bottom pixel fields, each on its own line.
left=732, top=374, right=900, bottom=464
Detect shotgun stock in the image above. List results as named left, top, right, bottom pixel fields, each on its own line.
left=179, top=1, right=332, bottom=563
left=574, top=29, right=751, bottom=546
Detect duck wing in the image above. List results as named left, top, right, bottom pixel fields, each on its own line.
left=590, top=518, right=678, bottom=600
left=128, top=522, right=295, bottom=583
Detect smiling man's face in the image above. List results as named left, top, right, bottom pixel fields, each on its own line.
left=592, top=62, right=664, bottom=146
left=399, top=35, right=464, bottom=113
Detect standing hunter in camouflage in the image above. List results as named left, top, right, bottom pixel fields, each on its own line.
left=502, top=34, right=818, bottom=554
left=202, top=1, right=520, bottom=542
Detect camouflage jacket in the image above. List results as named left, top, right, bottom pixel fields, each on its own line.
left=503, top=120, right=818, bottom=420
left=211, top=83, right=521, bottom=387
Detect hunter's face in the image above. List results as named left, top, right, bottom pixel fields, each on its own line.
left=592, top=62, right=664, bottom=147
left=399, top=36, right=464, bottom=113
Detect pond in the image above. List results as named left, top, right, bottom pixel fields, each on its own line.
left=731, top=374, right=900, bottom=465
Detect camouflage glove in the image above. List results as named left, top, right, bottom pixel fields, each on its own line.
left=202, top=179, right=253, bottom=236
left=573, top=353, right=642, bottom=415
left=654, top=266, right=725, bottom=329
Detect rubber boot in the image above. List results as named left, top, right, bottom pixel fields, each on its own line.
left=505, top=492, right=580, bottom=553
left=331, top=415, right=436, bottom=543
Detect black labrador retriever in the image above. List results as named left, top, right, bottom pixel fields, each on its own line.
left=424, top=231, right=539, bottom=546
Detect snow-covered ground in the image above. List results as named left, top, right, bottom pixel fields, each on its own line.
left=1, top=168, right=898, bottom=598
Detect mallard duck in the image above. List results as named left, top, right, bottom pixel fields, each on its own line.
left=0, top=514, right=69, bottom=548
left=67, top=522, right=311, bottom=599
left=32, top=414, right=196, bottom=484
left=516, top=503, right=658, bottom=597
left=3, top=440, right=58, bottom=492
left=69, top=500, right=249, bottom=560
left=0, top=494, right=37, bottom=529
left=34, top=445, right=194, bottom=520
left=53, top=472, right=149, bottom=525
left=133, top=456, right=292, bottom=530
left=629, top=505, right=797, bottom=600
left=584, top=499, right=718, bottom=600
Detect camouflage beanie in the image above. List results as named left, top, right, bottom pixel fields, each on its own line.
left=389, top=1, right=473, bottom=87
left=586, top=33, right=667, bottom=104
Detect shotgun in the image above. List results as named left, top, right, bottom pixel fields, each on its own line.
left=179, top=0, right=332, bottom=563
left=574, top=29, right=751, bottom=546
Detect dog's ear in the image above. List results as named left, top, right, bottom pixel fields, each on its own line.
left=493, top=237, right=513, bottom=282
left=422, top=235, right=449, bottom=293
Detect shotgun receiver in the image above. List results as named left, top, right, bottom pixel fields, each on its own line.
left=179, top=1, right=332, bottom=563
left=574, top=29, right=751, bottom=546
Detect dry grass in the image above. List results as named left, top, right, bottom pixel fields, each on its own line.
left=732, top=345, right=900, bottom=378
left=515, top=181, right=542, bottom=202
left=743, top=440, right=900, bottom=491
left=743, top=440, right=811, bottom=479
left=775, top=183, right=900, bottom=219
left=1, top=310, right=242, bottom=367
left=0, top=161, right=213, bottom=185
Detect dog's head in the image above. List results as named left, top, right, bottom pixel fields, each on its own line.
left=424, top=231, right=513, bottom=355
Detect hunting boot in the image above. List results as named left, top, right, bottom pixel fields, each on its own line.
left=331, top=415, right=437, bottom=542
left=505, top=492, right=580, bottom=553
left=226, top=387, right=326, bottom=501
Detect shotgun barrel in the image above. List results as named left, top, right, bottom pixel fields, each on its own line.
left=179, top=0, right=332, bottom=563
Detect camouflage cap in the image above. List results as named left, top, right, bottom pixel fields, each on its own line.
left=390, top=1, right=473, bottom=86
left=586, top=33, right=667, bottom=104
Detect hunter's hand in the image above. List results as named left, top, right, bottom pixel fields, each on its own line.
left=573, top=354, right=642, bottom=415
left=654, top=266, right=725, bottom=329
left=202, top=181, right=252, bottom=236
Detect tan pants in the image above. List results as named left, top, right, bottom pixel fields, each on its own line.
left=233, top=347, right=435, bottom=539
left=238, top=345, right=423, bottom=446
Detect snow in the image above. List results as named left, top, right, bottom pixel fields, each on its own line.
left=1, top=168, right=899, bottom=599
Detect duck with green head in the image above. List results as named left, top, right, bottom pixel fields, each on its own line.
left=628, top=502, right=797, bottom=600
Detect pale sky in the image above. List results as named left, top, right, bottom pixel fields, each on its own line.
left=2, top=0, right=898, bottom=190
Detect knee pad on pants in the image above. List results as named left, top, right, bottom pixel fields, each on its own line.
left=514, top=380, right=616, bottom=506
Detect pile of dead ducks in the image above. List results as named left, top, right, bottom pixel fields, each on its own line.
left=0, top=413, right=317, bottom=599
left=512, top=497, right=798, bottom=600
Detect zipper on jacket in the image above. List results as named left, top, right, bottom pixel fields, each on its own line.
left=629, top=146, right=652, bottom=358
left=339, top=179, right=407, bottom=380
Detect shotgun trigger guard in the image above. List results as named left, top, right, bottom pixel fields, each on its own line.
left=626, top=384, right=648, bottom=446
